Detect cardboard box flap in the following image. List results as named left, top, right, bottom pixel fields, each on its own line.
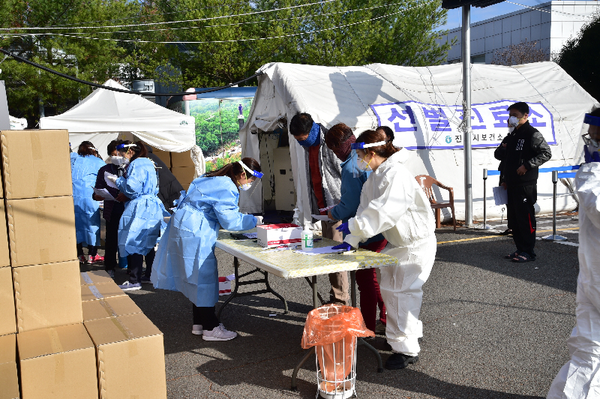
left=80, top=270, right=113, bottom=286
left=81, top=282, right=125, bottom=302
left=17, top=323, right=93, bottom=360
left=0, top=130, right=73, bottom=199
left=85, top=313, right=162, bottom=346
left=0, top=333, right=16, bottom=364
left=82, top=296, right=142, bottom=322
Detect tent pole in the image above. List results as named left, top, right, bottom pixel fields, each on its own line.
left=462, top=5, right=473, bottom=227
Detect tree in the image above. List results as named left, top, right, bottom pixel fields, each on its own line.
left=556, top=12, right=600, bottom=101
left=490, top=39, right=549, bottom=66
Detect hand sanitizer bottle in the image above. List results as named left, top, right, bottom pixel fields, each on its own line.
left=292, top=208, right=300, bottom=226
left=301, top=224, right=313, bottom=251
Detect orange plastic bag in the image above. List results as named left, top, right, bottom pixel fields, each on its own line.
left=302, top=304, right=374, bottom=383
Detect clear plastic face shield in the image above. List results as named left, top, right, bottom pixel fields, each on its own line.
left=582, top=113, right=600, bottom=163
left=237, top=160, right=263, bottom=196
left=350, top=141, right=387, bottom=177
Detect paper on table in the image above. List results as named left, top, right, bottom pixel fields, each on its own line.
left=294, top=246, right=347, bottom=256
left=104, top=171, right=118, bottom=189
left=311, top=214, right=331, bottom=222
left=493, top=186, right=508, bottom=206
left=93, top=187, right=116, bottom=201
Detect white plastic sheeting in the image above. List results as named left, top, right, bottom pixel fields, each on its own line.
left=239, top=61, right=598, bottom=224
left=40, top=79, right=197, bottom=160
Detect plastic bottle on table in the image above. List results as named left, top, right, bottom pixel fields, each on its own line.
left=292, top=208, right=300, bottom=226
left=301, top=224, right=313, bottom=252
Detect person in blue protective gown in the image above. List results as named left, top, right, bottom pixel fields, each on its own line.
left=105, top=141, right=167, bottom=292
left=72, top=141, right=106, bottom=264
left=152, top=158, right=264, bottom=342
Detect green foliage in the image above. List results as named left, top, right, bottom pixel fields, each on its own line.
left=205, top=151, right=242, bottom=172
left=556, top=12, right=600, bottom=101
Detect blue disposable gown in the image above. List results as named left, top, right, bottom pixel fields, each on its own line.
left=116, top=157, right=167, bottom=256
left=72, top=154, right=105, bottom=246
left=152, top=176, right=257, bottom=307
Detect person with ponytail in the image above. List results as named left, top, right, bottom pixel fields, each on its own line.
left=72, top=140, right=106, bottom=264
left=332, top=129, right=437, bottom=370
left=152, top=158, right=264, bottom=342
left=105, top=140, right=167, bottom=291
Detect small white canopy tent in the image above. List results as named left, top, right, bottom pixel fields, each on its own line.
left=40, top=80, right=202, bottom=170
left=9, top=115, right=27, bottom=130
left=240, top=61, right=597, bottom=224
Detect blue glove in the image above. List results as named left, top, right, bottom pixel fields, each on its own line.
left=336, top=222, right=350, bottom=235
left=332, top=242, right=353, bottom=252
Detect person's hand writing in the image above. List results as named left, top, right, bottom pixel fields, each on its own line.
left=331, top=242, right=353, bottom=252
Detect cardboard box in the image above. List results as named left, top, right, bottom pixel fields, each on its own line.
left=0, top=130, right=72, bottom=199
left=81, top=282, right=126, bottom=302
left=170, top=150, right=194, bottom=168
left=82, top=295, right=142, bottom=322
left=257, top=223, right=302, bottom=248
left=0, top=334, right=19, bottom=399
left=80, top=270, right=113, bottom=286
left=171, top=166, right=195, bottom=190
left=0, top=267, right=16, bottom=336
left=0, top=202, right=10, bottom=268
left=13, top=260, right=83, bottom=332
left=6, top=196, right=77, bottom=267
left=152, top=148, right=171, bottom=168
left=18, top=323, right=98, bottom=399
left=85, top=313, right=167, bottom=399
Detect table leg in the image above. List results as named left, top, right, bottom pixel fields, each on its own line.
left=217, top=256, right=288, bottom=319
left=290, top=348, right=314, bottom=391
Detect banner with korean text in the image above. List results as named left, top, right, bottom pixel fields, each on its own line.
left=370, top=100, right=556, bottom=150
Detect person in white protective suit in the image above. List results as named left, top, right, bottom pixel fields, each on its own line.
left=331, top=129, right=437, bottom=370
left=151, top=158, right=264, bottom=342
left=547, top=107, right=600, bottom=398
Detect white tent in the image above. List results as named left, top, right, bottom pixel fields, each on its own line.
left=9, top=115, right=27, bottom=130
left=40, top=79, right=198, bottom=161
left=240, top=61, right=597, bottom=225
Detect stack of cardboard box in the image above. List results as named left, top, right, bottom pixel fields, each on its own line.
left=153, top=148, right=195, bottom=190
left=0, top=130, right=166, bottom=399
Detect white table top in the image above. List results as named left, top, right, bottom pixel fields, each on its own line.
left=216, top=230, right=397, bottom=279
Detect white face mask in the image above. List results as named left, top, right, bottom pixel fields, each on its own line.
left=357, top=156, right=372, bottom=172
left=508, top=116, right=520, bottom=133
left=110, top=156, right=129, bottom=166
left=239, top=183, right=253, bottom=191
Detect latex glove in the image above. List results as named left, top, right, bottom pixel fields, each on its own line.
left=336, top=222, right=350, bottom=235
left=332, top=242, right=353, bottom=252
left=255, top=215, right=264, bottom=226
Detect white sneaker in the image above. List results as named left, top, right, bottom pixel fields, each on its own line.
left=202, top=324, right=237, bottom=342
left=192, top=324, right=203, bottom=336
left=118, top=281, right=141, bottom=291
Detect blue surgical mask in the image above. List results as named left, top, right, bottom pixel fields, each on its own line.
left=297, top=123, right=321, bottom=148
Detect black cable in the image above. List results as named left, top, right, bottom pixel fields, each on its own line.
left=0, top=48, right=261, bottom=96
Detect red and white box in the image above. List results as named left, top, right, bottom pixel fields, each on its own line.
left=218, top=274, right=235, bottom=296
left=257, top=223, right=302, bottom=248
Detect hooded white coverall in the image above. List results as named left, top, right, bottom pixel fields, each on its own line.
left=344, top=150, right=437, bottom=356
left=547, top=162, right=600, bottom=398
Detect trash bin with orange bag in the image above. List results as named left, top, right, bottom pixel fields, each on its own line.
left=301, top=304, right=375, bottom=399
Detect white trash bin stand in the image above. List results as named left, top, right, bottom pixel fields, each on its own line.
left=301, top=304, right=374, bottom=399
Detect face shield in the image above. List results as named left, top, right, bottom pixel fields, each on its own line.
left=350, top=140, right=387, bottom=177
left=582, top=113, right=600, bottom=163
left=237, top=160, right=263, bottom=196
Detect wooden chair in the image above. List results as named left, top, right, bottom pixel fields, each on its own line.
left=415, top=175, right=457, bottom=231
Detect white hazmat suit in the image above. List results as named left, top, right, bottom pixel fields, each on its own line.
left=547, top=162, right=600, bottom=398
left=344, top=150, right=437, bottom=356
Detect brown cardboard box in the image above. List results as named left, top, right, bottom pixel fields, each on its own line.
left=81, top=282, right=125, bottom=302
left=85, top=313, right=167, bottom=399
left=170, top=150, right=194, bottom=168
left=0, top=202, right=10, bottom=268
left=80, top=270, right=113, bottom=286
left=13, top=260, right=83, bottom=333
left=6, top=196, right=77, bottom=267
left=0, top=334, right=19, bottom=399
left=18, top=323, right=98, bottom=399
left=152, top=148, right=171, bottom=168
left=0, top=130, right=72, bottom=199
left=0, top=267, right=16, bottom=336
left=171, top=166, right=195, bottom=190
left=82, top=295, right=142, bottom=322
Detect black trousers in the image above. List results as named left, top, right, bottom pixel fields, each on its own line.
left=192, top=305, right=219, bottom=331
left=104, top=216, right=119, bottom=272
left=507, top=183, right=537, bottom=257
left=77, top=243, right=97, bottom=257
left=127, top=249, right=155, bottom=284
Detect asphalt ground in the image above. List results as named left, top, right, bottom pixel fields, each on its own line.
left=81, top=213, right=581, bottom=399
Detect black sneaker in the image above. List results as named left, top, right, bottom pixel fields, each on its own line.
left=385, top=353, right=419, bottom=370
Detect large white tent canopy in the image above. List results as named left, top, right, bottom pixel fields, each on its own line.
left=40, top=79, right=196, bottom=160
left=240, top=61, right=597, bottom=224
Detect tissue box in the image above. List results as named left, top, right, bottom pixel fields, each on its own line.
left=256, top=223, right=302, bottom=248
